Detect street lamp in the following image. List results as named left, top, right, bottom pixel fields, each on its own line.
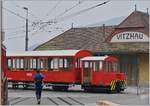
left=23, top=7, right=28, bottom=51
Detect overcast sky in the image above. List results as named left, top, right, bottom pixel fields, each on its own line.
left=3, top=0, right=150, bottom=51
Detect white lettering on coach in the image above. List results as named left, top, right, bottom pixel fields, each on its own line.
left=26, top=73, right=32, bottom=77
left=110, top=31, right=149, bottom=42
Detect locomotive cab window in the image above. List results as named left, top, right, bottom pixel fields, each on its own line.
left=103, top=61, right=119, bottom=72
left=93, top=61, right=103, bottom=71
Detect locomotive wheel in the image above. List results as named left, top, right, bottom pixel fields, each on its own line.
left=23, top=83, right=29, bottom=89
left=115, top=82, right=121, bottom=93
left=83, top=88, right=90, bottom=92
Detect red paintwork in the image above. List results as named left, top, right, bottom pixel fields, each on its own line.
left=7, top=69, right=82, bottom=83
left=6, top=50, right=126, bottom=88
left=81, top=56, right=126, bottom=86
left=92, top=71, right=126, bottom=86
left=105, top=56, right=119, bottom=62
left=6, top=50, right=92, bottom=84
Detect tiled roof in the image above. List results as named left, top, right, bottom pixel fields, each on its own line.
left=35, top=26, right=114, bottom=52
left=117, top=11, right=149, bottom=28
left=35, top=11, right=149, bottom=53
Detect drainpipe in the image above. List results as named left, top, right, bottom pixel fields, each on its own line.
left=137, top=55, right=140, bottom=95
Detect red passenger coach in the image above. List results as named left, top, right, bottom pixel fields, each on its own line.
left=6, top=50, right=92, bottom=90
left=81, top=56, right=126, bottom=93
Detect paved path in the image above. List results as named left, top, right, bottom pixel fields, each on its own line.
left=8, top=86, right=149, bottom=105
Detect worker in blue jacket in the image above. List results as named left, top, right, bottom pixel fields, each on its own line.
left=34, top=70, right=44, bottom=104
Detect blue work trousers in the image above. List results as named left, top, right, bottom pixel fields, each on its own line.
left=36, top=89, right=42, bottom=100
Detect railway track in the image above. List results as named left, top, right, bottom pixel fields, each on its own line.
left=8, top=97, right=86, bottom=105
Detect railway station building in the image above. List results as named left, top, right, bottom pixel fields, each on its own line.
left=35, top=10, right=149, bottom=87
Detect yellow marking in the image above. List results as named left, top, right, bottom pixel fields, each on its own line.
left=112, top=80, right=116, bottom=90
left=111, top=80, right=115, bottom=90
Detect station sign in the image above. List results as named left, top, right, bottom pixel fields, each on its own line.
left=110, top=31, right=149, bottom=42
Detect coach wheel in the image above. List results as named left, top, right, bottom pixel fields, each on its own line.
left=12, top=82, right=19, bottom=89
left=52, top=86, right=60, bottom=91
left=62, top=86, right=69, bottom=91
left=12, top=84, right=15, bottom=89
left=23, top=83, right=29, bottom=89
left=52, top=86, right=69, bottom=91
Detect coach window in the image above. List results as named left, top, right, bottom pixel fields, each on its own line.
left=39, top=58, right=48, bottom=70
left=63, top=59, right=67, bottom=68
left=59, top=58, right=63, bottom=69
left=20, top=59, right=24, bottom=69
left=32, top=58, right=37, bottom=69
left=24, top=58, right=28, bottom=70
left=16, top=59, right=20, bottom=69
left=7, top=58, right=12, bottom=69
left=48, top=58, right=52, bottom=70
left=44, top=58, right=48, bottom=69
left=50, top=58, right=58, bottom=70
left=37, top=58, right=43, bottom=69
left=75, top=59, right=81, bottom=68
left=12, top=58, right=16, bottom=69
left=54, top=58, right=58, bottom=69
left=29, top=59, right=33, bottom=69
left=27, top=58, right=31, bottom=70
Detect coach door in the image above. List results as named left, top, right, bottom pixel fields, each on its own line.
left=83, top=61, right=93, bottom=84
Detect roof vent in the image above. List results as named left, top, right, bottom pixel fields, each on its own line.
left=147, top=8, right=149, bottom=14
left=71, top=23, right=74, bottom=28
left=134, top=4, right=137, bottom=11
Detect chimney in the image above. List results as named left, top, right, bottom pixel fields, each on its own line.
left=103, top=24, right=105, bottom=36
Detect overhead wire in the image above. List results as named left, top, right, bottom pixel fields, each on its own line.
left=3, top=7, right=26, bottom=20
left=30, top=0, right=83, bottom=36
left=6, top=1, right=110, bottom=39
left=10, top=2, right=39, bottom=19
left=3, top=7, right=33, bottom=23
left=3, top=25, right=25, bottom=30
left=30, top=1, right=110, bottom=36
left=56, top=1, right=110, bottom=22
left=7, top=2, right=59, bottom=35
left=45, top=0, right=62, bottom=17
left=7, top=35, right=25, bottom=40
left=55, top=0, right=83, bottom=18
